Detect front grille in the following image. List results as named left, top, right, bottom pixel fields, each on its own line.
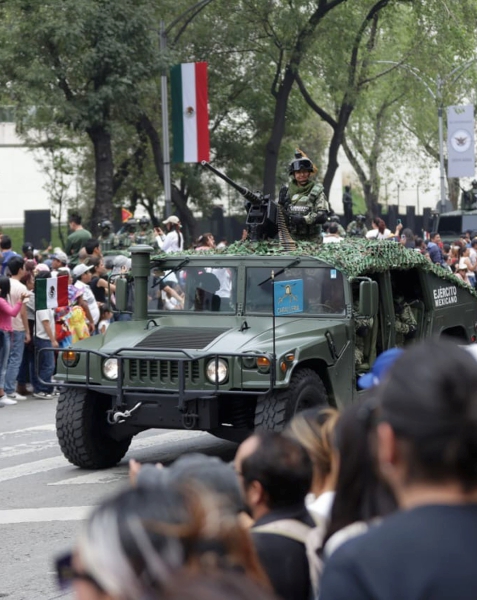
left=128, top=359, right=200, bottom=385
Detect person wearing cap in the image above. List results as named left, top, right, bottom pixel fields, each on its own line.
left=73, top=263, right=98, bottom=332
left=155, top=215, right=184, bottom=253
left=21, top=242, right=35, bottom=260
left=278, top=150, right=330, bottom=242
left=50, top=251, right=68, bottom=276
left=357, top=347, right=404, bottom=390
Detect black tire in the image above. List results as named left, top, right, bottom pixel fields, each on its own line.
left=56, top=388, right=132, bottom=469
left=254, top=367, right=328, bottom=431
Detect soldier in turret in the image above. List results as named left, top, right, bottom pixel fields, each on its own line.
left=279, top=151, right=330, bottom=242
left=98, top=219, right=116, bottom=251
left=135, top=216, right=157, bottom=248
left=394, top=296, right=418, bottom=346
left=116, top=218, right=138, bottom=249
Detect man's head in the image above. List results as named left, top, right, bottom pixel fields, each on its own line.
left=68, top=212, right=82, bottom=229
left=235, top=431, right=312, bottom=519
left=51, top=251, right=68, bottom=270
left=328, top=223, right=339, bottom=235
left=7, top=256, right=25, bottom=278
left=430, top=232, right=441, bottom=243
left=0, top=235, right=12, bottom=250
left=84, top=238, right=101, bottom=257
left=356, top=214, right=366, bottom=224
left=139, top=216, right=150, bottom=231
left=126, top=218, right=138, bottom=232
left=99, top=219, right=113, bottom=234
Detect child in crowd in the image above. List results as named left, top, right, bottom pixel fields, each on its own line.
left=98, top=304, right=113, bottom=335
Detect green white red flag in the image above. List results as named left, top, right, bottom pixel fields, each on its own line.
left=171, top=62, right=210, bottom=163
left=35, top=276, right=68, bottom=310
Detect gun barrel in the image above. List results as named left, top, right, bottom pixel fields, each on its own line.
left=201, top=161, right=261, bottom=203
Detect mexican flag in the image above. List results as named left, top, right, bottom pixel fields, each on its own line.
left=171, top=62, right=210, bottom=163
left=35, top=276, right=69, bottom=310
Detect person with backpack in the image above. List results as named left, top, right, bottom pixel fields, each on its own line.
left=234, top=431, right=324, bottom=600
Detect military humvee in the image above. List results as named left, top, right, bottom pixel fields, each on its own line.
left=50, top=240, right=477, bottom=469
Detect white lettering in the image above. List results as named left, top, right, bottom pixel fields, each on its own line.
left=433, top=286, right=458, bottom=307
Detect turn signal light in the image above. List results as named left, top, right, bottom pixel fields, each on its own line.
left=62, top=351, right=79, bottom=368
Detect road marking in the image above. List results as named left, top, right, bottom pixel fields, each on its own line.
left=0, top=506, right=94, bottom=524
left=0, top=424, right=56, bottom=437
left=0, top=430, right=209, bottom=484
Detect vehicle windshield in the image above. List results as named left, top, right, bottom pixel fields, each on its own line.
left=245, top=267, right=346, bottom=315
left=148, top=266, right=237, bottom=313
left=438, top=214, right=477, bottom=238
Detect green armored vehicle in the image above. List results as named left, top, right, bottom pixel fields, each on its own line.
left=50, top=238, right=477, bottom=469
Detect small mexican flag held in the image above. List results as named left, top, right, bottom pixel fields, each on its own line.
left=35, top=277, right=69, bottom=310
left=171, top=62, right=210, bottom=163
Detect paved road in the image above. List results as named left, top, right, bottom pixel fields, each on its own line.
left=0, top=396, right=237, bottom=600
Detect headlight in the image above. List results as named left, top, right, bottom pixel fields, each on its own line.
left=62, top=350, right=79, bottom=368
left=241, top=356, right=257, bottom=369
left=206, top=358, right=228, bottom=384
left=103, top=358, right=119, bottom=380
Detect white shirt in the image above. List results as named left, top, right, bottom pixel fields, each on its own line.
left=8, top=278, right=27, bottom=332
left=366, top=228, right=392, bottom=240
left=323, top=235, right=343, bottom=244
left=75, top=281, right=100, bottom=324
left=306, top=490, right=335, bottom=521
left=35, top=308, right=55, bottom=341
left=156, top=230, right=183, bottom=253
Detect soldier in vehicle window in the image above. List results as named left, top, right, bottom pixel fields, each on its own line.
left=346, top=215, right=368, bottom=238
left=278, top=150, right=330, bottom=242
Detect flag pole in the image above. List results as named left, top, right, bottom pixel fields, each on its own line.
left=160, top=21, right=172, bottom=219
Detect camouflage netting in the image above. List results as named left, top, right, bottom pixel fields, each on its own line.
left=153, top=238, right=477, bottom=297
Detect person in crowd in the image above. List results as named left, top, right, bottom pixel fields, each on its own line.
left=342, top=185, right=353, bottom=226
left=49, top=251, right=69, bottom=276
left=85, top=256, right=116, bottom=309
left=234, top=431, right=320, bottom=600
left=320, top=339, right=477, bottom=600
left=322, top=222, right=343, bottom=243
left=365, top=217, right=392, bottom=240
left=155, top=216, right=184, bottom=253
left=194, top=232, right=216, bottom=251
left=21, top=241, right=35, bottom=261
left=56, top=482, right=270, bottom=600
left=286, top=408, right=340, bottom=521
left=158, top=571, right=279, bottom=600
left=427, top=231, right=447, bottom=267
left=29, top=270, right=58, bottom=399
left=84, top=238, right=102, bottom=259
left=0, top=235, right=20, bottom=275
left=278, top=150, right=330, bottom=242
left=346, top=215, right=368, bottom=237
left=66, top=212, right=92, bottom=268
left=73, top=264, right=99, bottom=333
left=97, top=304, right=113, bottom=335
left=0, top=276, right=29, bottom=406
left=455, top=258, right=472, bottom=285
left=399, top=227, right=416, bottom=249
left=16, top=268, right=35, bottom=397
left=457, top=245, right=476, bottom=286
left=3, top=257, right=30, bottom=401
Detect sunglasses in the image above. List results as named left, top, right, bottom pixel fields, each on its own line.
left=55, top=551, right=104, bottom=592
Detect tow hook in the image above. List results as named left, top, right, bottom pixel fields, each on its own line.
left=182, top=411, right=199, bottom=430
left=108, top=402, right=142, bottom=424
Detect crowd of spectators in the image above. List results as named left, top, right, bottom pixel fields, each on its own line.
left=49, top=338, right=477, bottom=599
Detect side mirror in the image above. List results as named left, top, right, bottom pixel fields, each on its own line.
left=115, top=277, right=129, bottom=312
left=358, top=280, right=378, bottom=317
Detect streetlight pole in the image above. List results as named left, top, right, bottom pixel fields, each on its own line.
left=159, top=0, right=215, bottom=218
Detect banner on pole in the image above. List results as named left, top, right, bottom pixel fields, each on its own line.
left=171, top=62, right=210, bottom=163
left=273, top=279, right=304, bottom=316
left=447, top=104, right=475, bottom=178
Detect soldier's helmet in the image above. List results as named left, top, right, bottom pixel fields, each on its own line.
left=99, top=219, right=113, bottom=231
left=329, top=215, right=341, bottom=223
left=126, top=217, right=138, bottom=231
left=139, top=216, right=150, bottom=229
left=288, top=151, right=314, bottom=175
left=356, top=214, right=366, bottom=223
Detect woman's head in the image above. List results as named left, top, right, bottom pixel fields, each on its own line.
left=324, top=398, right=398, bottom=545
left=372, top=218, right=386, bottom=234
left=375, top=338, right=477, bottom=495
left=286, top=407, right=340, bottom=495
left=0, top=276, right=10, bottom=298
left=195, top=233, right=215, bottom=249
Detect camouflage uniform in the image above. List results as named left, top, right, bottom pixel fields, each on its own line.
left=99, top=232, right=116, bottom=252
left=354, top=308, right=374, bottom=367
left=347, top=220, right=368, bottom=238
left=115, top=218, right=139, bottom=249
left=136, top=229, right=157, bottom=248
left=336, top=223, right=347, bottom=237
left=394, top=299, right=417, bottom=346
left=280, top=180, right=330, bottom=242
